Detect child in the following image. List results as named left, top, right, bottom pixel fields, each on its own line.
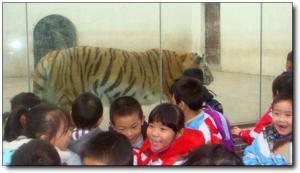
left=243, top=94, right=292, bottom=165
left=81, top=131, right=133, bottom=165
left=284, top=51, right=293, bottom=73
left=69, top=92, right=103, bottom=155
left=170, top=76, right=233, bottom=150
left=109, top=96, right=147, bottom=149
left=3, top=103, right=81, bottom=165
left=183, top=144, right=243, bottom=166
left=10, top=139, right=61, bottom=166
left=134, top=103, right=205, bottom=165
left=232, top=72, right=293, bottom=144
left=3, top=92, right=42, bottom=142
left=183, top=68, right=224, bottom=113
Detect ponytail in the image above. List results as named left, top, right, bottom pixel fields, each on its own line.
left=3, top=106, right=28, bottom=142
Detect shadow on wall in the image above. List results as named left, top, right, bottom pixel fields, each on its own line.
left=33, top=14, right=77, bottom=67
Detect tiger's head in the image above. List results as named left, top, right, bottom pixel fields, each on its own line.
left=181, top=52, right=214, bottom=85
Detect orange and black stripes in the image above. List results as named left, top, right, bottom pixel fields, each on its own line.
left=32, top=46, right=201, bottom=111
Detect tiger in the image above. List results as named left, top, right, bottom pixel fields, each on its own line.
left=32, top=46, right=213, bottom=111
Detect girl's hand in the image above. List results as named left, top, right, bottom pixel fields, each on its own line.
left=231, top=126, right=241, bottom=136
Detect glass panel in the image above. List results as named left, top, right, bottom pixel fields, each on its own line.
left=2, top=2, right=293, bottom=131
left=261, top=3, right=293, bottom=115
left=161, top=3, right=261, bottom=125
left=219, top=3, right=262, bottom=125
left=3, top=3, right=161, bottom=130
left=3, top=3, right=30, bottom=113
left=160, top=2, right=206, bottom=102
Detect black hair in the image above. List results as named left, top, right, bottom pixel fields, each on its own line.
left=3, top=93, right=42, bottom=142
left=148, top=103, right=184, bottom=133
left=272, top=94, right=292, bottom=109
left=183, top=144, right=243, bottom=166
left=287, top=51, right=293, bottom=63
left=3, top=106, right=28, bottom=142
left=81, top=131, right=133, bottom=165
left=25, top=103, right=71, bottom=142
left=11, top=139, right=61, bottom=165
left=183, top=68, right=204, bottom=82
left=170, top=76, right=206, bottom=111
left=272, top=72, right=293, bottom=97
left=72, top=92, right=103, bottom=129
left=109, top=96, right=143, bottom=125
left=10, top=92, right=42, bottom=110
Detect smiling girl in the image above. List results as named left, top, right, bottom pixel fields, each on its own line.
left=134, top=103, right=205, bottom=165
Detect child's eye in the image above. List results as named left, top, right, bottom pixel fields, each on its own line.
left=285, top=113, right=292, bottom=117
left=131, top=125, right=137, bottom=129
left=117, top=128, right=125, bottom=131
left=160, top=127, right=167, bottom=131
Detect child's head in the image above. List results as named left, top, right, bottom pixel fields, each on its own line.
left=286, top=51, right=293, bottom=72
left=272, top=72, right=293, bottom=97
left=271, top=94, right=292, bottom=136
left=11, top=139, right=61, bottom=165
left=109, top=96, right=144, bottom=145
left=183, top=68, right=204, bottom=82
left=171, top=76, right=206, bottom=111
left=25, top=103, right=71, bottom=150
left=147, top=103, right=185, bottom=152
left=72, top=92, right=103, bottom=129
left=183, top=144, right=243, bottom=166
left=81, top=131, right=133, bottom=165
left=3, top=93, right=42, bottom=142
left=10, top=92, right=42, bottom=110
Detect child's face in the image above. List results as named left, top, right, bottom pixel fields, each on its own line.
left=286, top=60, right=292, bottom=72
left=111, top=113, right=143, bottom=145
left=272, top=100, right=292, bottom=136
left=147, top=121, right=176, bottom=152
left=50, top=121, right=71, bottom=150
left=83, top=157, right=105, bottom=165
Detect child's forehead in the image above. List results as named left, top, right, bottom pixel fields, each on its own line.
left=113, top=113, right=142, bottom=124
left=149, top=120, right=168, bottom=127
left=273, top=100, right=292, bottom=106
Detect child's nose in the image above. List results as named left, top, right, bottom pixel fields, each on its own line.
left=126, top=130, right=133, bottom=137
left=151, top=128, right=159, bottom=137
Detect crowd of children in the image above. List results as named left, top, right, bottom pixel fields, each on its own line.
left=2, top=51, right=293, bottom=166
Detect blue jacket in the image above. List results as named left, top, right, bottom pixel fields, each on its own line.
left=243, top=132, right=290, bottom=165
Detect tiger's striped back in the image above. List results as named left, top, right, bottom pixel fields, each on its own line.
left=33, top=46, right=213, bottom=111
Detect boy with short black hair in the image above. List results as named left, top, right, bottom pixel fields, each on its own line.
left=183, top=144, right=243, bottom=166
left=69, top=92, right=103, bottom=155
left=171, top=76, right=234, bottom=151
left=183, top=68, right=223, bottom=113
left=11, top=139, right=61, bottom=165
left=109, top=96, right=147, bottom=149
left=81, top=131, right=133, bottom=165
left=170, top=77, right=221, bottom=143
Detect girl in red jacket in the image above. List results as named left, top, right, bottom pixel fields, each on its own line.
left=134, top=103, right=205, bottom=166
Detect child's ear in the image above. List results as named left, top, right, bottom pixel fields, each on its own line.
left=109, top=122, right=114, bottom=129
left=175, top=129, right=184, bottom=139
left=19, top=114, right=26, bottom=128
left=97, top=116, right=103, bottom=126
left=39, top=134, right=49, bottom=141
left=178, top=101, right=186, bottom=111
